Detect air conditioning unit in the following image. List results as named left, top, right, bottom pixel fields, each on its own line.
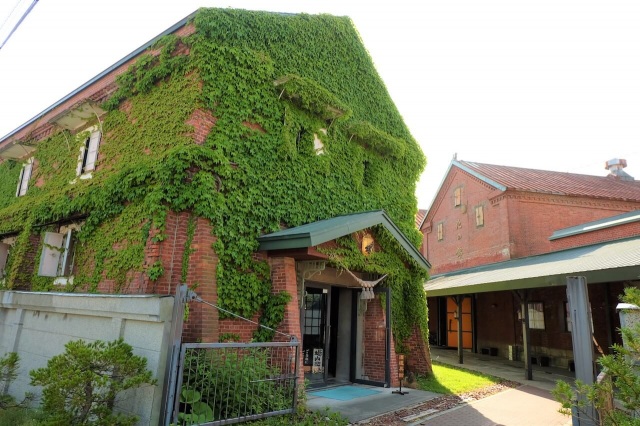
left=508, top=345, right=519, bottom=361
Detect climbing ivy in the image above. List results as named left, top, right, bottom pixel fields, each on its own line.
left=0, top=8, right=428, bottom=348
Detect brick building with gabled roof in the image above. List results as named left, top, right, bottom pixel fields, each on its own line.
left=0, top=8, right=432, bottom=391
left=421, top=157, right=640, bottom=374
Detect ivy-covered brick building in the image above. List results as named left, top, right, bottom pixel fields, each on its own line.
left=0, top=8, right=431, bottom=388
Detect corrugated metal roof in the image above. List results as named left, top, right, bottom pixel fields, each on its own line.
left=457, top=160, right=640, bottom=202
left=550, top=210, right=640, bottom=240
left=424, top=237, right=640, bottom=296
left=258, top=210, right=431, bottom=270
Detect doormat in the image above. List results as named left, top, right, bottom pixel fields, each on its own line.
left=308, top=385, right=382, bottom=401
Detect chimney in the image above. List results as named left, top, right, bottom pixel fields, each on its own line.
left=605, top=158, right=634, bottom=181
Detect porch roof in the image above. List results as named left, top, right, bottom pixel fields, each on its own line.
left=257, top=210, right=431, bottom=270
left=424, top=237, right=640, bottom=297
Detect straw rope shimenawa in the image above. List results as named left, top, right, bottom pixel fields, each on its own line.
left=342, top=268, right=387, bottom=299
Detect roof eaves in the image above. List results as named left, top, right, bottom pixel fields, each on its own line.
left=0, top=9, right=199, bottom=144
left=258, top=210, right=431, bottom=270
left=550, top=210, right=640, bottom=240
left=455, top=160, right=507, bottom=191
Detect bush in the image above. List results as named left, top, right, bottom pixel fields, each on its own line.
left=179, top=347, right=294, bottom=422
left=29, top=338, right=156, bottom=425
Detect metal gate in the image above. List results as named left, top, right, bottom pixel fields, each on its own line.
left=162, top=285, right=300, bottom=426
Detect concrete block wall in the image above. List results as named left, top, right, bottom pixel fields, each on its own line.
left=0, top=291, right=175, bottom=426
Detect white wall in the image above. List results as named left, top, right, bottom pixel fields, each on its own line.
left=0, top=290, right=175, bottom=426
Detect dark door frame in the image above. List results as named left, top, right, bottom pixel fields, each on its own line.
left=349, top=286, right=391, bottom=387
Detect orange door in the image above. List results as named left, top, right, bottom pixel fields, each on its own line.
left=446, top=297, right=472, bottom=349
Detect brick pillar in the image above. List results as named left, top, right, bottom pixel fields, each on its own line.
left=404, top=325, right=433, bottom=376
left=268, top=256, right=303, bottom=386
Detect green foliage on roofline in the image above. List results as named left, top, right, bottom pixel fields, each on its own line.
left=0, top=8, right=428, bottom=350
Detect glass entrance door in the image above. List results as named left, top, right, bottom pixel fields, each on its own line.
left=302, top=287, right=329, bottom=386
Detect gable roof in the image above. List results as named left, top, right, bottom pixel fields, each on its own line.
left=258, top=210, right=431, bottom=270
left=415, top=209, right=427, bottom=228
left=424, top=236, right=640, bottom=296
left=455, top=159, right=640, bottom=202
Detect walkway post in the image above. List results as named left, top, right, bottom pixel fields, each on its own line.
left=566, top=276, right=597, bottom=426
left=456, top=295, right=464, bottom=364
left=520, top=290, right=532, bottom=380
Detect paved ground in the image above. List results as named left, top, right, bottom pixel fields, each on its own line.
left=420, top=384, right=571, bottom=426
left=307, top=348, right=576, bottom=425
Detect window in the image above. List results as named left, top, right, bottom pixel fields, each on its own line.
left=313, top=128, right=326, bottom=155
left=76, top=130, right=101, bottom=177
left=437, top=222, right=444, bottom=241
left=528, top=302, right=545, bottom=330
left=0, top=242, right=9, bottom=280
left=475, top=205, right=484, bottom=227
left=38, top=229, right=77, bottom=282
left=15, top=158, right=33, bottom=197
left=454, top=187, right=462, bottom=207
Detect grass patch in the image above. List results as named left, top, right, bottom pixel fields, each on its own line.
left=0, top=407, right=44, bottom=426
left=416, top=361, right=502, bottom=395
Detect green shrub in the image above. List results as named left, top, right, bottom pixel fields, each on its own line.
left=29, top=338, right=156, bottom=425
left=179, top=347, right=294, bottom=422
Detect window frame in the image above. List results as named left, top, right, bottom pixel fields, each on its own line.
left=475, top=205, right=484, bottom=227
left=527, top=302, right=545, bottom=330
left=454, top=187, right=462, bottom=207
left=437, top=222, right=444, bottom=241
left=38, top=228, right=77, bottom=283
left=76, top=130, right=101, bottom=178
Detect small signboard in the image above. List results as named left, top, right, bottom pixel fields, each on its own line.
left=312, top=348, right=324, bottom=373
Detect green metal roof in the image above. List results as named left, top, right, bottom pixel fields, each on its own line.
left=258, top=210, right=431, bottom=270
left=424, top=237, right=640, bottom=296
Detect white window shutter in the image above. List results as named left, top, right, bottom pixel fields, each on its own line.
left=0, top=242, right=9, bottom=278
left=59, top=230, right=76, bottom=276
left=38, top=232, right=64, bottom=277
left=16, top=160, right=33, bottom=196
left=84, top=131, right=101, bottom=172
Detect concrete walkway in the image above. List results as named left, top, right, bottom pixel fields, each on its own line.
left=421, top=384, right=572, bottom=426
left=307, top=348, right=576, bottom=425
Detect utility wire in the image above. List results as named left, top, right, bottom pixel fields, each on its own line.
left=0, top=0, right=39, bottom=51
left=0, top=0, right=24, bottom=33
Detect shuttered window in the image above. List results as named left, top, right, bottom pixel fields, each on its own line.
left=38, top=230, right=76, bottom=277
left=77, top=130, right=101, bottom=176
left=16, top=158, right=33, bottom=197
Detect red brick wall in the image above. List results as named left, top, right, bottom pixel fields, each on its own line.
left=505, top=193, right=639, bottom=259
left=475, top=292, right=517, bottom=353
left=96, top=210, right=220, bottom=343
left=551, top=221, right=640, bottom=251
left=402, top=325, right=433, bottom=377
left=362, top=297, right=387, bottom=383
left=422, top=168, right=512, bottom=274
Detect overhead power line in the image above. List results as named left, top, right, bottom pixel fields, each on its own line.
left=0, top=0, right=39, bottom=51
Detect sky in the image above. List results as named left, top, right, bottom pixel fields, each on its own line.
left=1, top=0, right=639, bottom=209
